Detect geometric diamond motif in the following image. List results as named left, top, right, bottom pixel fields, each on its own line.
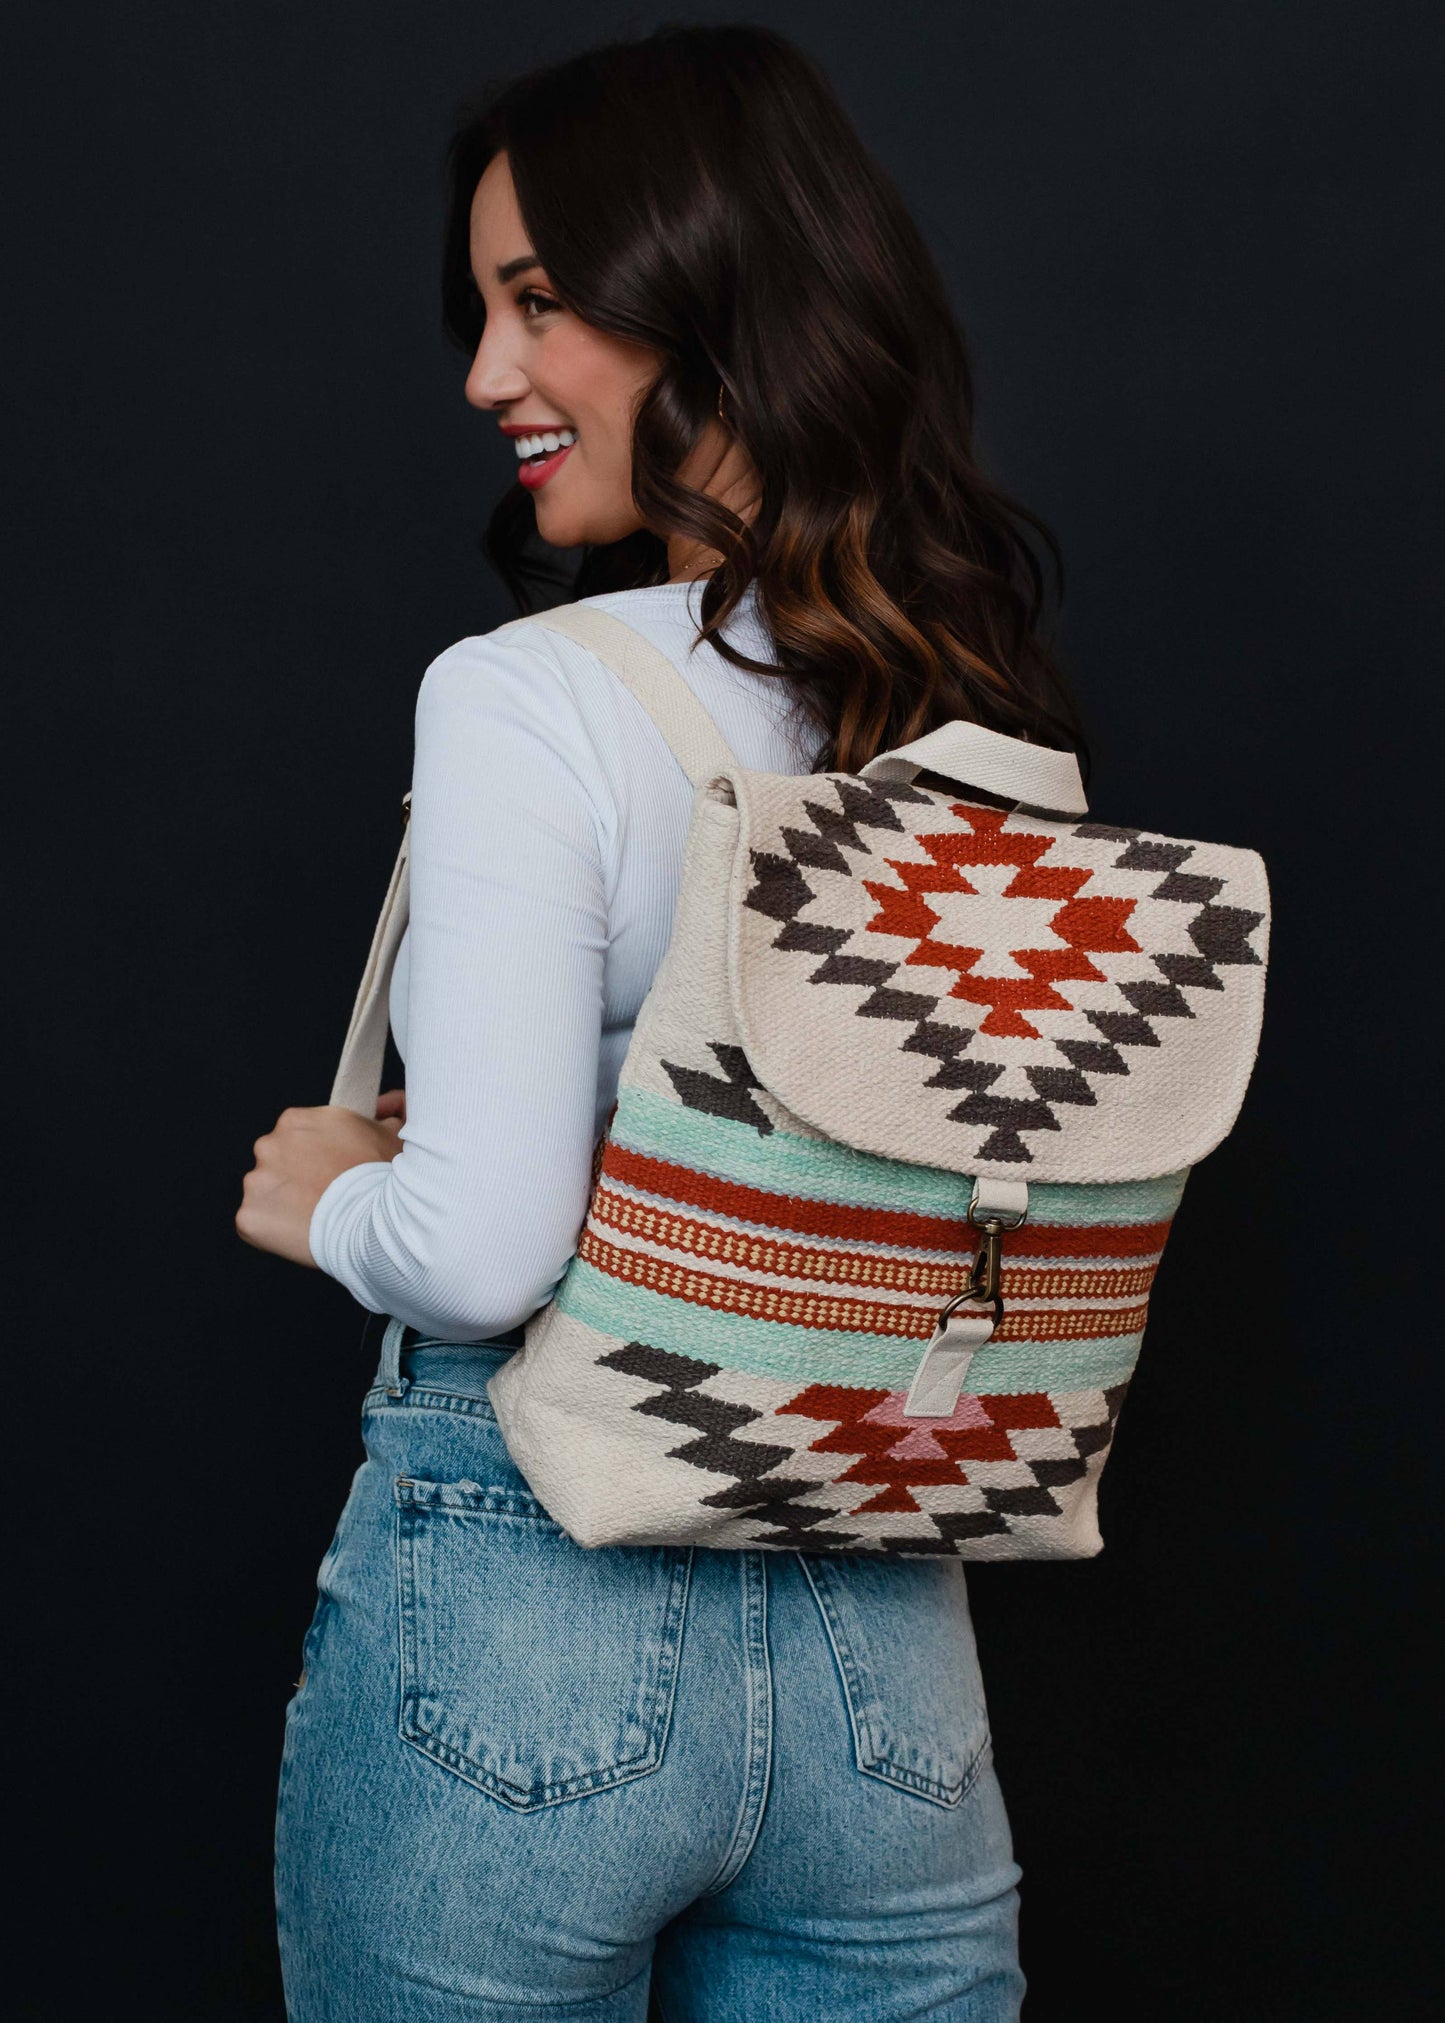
left=773, top=1378, right=1129, bottom=1553
left=594, top=1338, right=1130, bottom=1557
left=862, top=804, right=1142, bottom=1039
left=741, top=779, right=1266, bottom=1165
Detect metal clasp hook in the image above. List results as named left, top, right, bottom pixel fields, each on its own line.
left=964, top=1218, right=1007, bottom=1325
left=902, top=1181, right=1030, bottom=1420
left=951, top=1178, right=1030, bottom=1332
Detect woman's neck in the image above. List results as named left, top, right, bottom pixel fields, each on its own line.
left=665, top=431, right=761, bottom=583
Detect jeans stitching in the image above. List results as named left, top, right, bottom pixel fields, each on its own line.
left=797, top=1555, right=875, bottom=1770
left=798, top=1557, right=982, bottom=1809
left=394, top=1495, right=694, bottom=1811
left=701, top=1550, right=773, bottom=1894
left=641, top=1547, right=694, bottom=1779
left=364, top=1383, right=499, bottom=1422
left=395, top=1477, right=556, bottom=1525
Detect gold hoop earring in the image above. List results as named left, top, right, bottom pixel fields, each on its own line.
left=716, top=381, right=729, bottom=427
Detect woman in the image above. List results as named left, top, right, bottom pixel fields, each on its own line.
left=239, top=25, right=1084, bottom=2021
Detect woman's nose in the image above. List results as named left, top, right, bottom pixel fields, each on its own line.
left=465, top=338, right=528, bottom=412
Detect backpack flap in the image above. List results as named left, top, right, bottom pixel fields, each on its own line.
left=720, top=743, right=1269, bottom=1186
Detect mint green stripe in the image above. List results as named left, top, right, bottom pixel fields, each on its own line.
left=557, top=1255, right=1144, bottom=1396
left=1023, top=1171, right=1188, bottom=1223
left=612, top=1083, right=1188, bottom=1226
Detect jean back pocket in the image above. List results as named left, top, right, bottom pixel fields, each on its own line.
left=394, top=1476, right=692, bottom=1811
left=800, top=1554, right=992, bottom=1809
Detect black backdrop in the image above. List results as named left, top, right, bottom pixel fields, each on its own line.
left=12, top=3, right=1437, bottom=2016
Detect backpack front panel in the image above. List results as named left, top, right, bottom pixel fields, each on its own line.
left=489, top=781, right=1203, bottom=1557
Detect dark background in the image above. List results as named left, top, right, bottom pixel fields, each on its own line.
left=12, top=3, right=1438, bottom=2016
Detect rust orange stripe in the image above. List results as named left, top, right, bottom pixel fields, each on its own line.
left=589, top=1186, right=1158, bottom=1303
left=1009, top=1218, right=1172, bottom=1259
left=591, top=1188, right=963, bottom=1295
left=577, top=1227, right=1150, bottom=1345
left=601, top=1141, right=978, bottom=1251
left=603, top=1142, right=1173, bottom=1260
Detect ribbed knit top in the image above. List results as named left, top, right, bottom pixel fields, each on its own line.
left=308, top=579, right=828, bottom=1340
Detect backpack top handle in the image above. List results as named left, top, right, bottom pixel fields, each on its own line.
left=859, top=719, right=1088, bottom=817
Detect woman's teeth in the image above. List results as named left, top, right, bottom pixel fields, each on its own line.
left=515, top=428, right=578, bottom=462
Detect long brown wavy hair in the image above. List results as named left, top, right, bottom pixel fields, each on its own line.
left=440, top=22, right=1086, bottom=777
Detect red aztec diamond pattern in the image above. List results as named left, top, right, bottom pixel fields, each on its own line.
left=863, top=804, right=1141, bottom=1037
left=598, top=1340, right=1130, bottom=1554
left=742, top=778, right=1266, bottom=1164
left=781, top=1383, right=1093, bottom=1515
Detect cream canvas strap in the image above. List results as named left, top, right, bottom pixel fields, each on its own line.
left=493, top=602, right=740, bottom=789
left=329, top=792, right=412, bottom=1114
left=328, top=602, right=738, bottom=1113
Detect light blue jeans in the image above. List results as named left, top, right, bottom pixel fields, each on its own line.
left=275, top=1323, right=1025, bottom=2021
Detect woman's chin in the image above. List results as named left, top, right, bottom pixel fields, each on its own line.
left=531, top=499, right=585, bottom=549
left=534, top=500, right=640, bottom=553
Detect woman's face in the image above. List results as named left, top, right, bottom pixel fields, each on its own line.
left=464, top=151, right=664, bottom=551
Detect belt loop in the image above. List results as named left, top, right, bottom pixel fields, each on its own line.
left=380, top=1316, right=410, bottom=1400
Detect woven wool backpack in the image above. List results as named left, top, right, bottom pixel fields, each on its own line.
left=334, top=601, right=1270, bottom=1560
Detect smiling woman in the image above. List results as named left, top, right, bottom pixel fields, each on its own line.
left=248, top=21, right=1101, bottom=2021
left=461, top=149, right=759, bottom=571
left=437, top=32, right=1084, bottom=768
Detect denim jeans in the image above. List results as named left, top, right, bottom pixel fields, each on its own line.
left=275, top=1322, right=1025, bottom=2021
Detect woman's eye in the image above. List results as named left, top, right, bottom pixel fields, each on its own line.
left=519, top=288, right=560, bottom=321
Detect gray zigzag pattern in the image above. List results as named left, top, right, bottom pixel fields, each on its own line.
left=596, top=1341, right=865, bottom=1550
left=595, top=1341, right=1130, bottom=1557
left=660, top=1041, right=774, bottom=1135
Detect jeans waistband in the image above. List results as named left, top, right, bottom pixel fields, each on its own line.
left=359, top=1311, right=526, bottom=1401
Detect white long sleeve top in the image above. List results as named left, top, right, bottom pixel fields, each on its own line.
left=308, top=578, right=829, bottom=1340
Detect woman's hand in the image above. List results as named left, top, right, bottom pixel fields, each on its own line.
left=236, top=1096, right=406, bottom=1268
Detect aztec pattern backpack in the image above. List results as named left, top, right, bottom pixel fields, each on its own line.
left=334, top=601, right=1269, bottom=1561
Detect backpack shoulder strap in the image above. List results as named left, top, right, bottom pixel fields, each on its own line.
left=329, top=794, right=411, bottom=1114
left=495, top=601, right=740, bottom=787
left=330, top=601, right=742, bottom=1113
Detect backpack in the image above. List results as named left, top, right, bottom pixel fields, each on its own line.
left=334, top=601, right=1270, bottom=1560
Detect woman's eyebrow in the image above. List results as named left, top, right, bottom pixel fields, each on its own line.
left=495, top=254, right=542, bottom=283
